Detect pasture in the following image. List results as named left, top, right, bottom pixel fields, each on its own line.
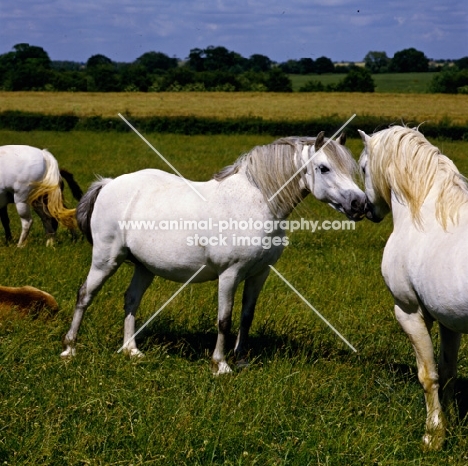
left=289, top=73, right=437, bottom=93
left=1, top=129, right=468, bottom=464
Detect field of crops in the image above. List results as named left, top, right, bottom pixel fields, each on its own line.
left=1, top=91, right=468, bottom=126
left=1, top=94, right=468, bottom=464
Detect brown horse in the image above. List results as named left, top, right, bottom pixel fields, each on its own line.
left=0, top=285, right=59, bottom=318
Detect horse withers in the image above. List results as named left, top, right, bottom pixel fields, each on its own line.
left=0, top=145, right=81, bottom=246
left=360, top=125, right=468, bottom=450
left=61, top=132, right=366, bottom=374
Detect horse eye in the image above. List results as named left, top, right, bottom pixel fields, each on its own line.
left=319, top=165, right=330, bottom=174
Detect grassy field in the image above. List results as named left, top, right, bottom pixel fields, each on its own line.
left=1, top=91, right=468, bottom=126
left=289, top=73, right=437, bottom=93
left=1, top=130, right=468, bottom=464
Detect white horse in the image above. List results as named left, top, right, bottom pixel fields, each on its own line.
left=0, top=145, right=79, bottom=246
left=359, top=125, right=468, bottom=450
left=61, top=132, right=366, bottom=374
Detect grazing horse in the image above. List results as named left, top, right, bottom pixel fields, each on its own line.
left=61, top=132, right=366, bottom=374
left=359, top=125, right=468, bottom=450
left=0, top=145, right=80, bottom=246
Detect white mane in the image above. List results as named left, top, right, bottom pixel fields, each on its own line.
left=364, top=125, right=468, bottom=229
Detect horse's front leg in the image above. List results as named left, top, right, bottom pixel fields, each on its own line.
left=438, top=323, right=461, bottom=416
left=212, top=271, right=240, bottom=375
left=15, top=202, right=33, bottom=247
left=234, top=267, right=270, bottom=366
left=395, top=303, right=446, bottom=451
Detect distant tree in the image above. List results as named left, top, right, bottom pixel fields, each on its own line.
left=12, top=43, right=51, bottom=68
left=247, top=54, right=272, bottom=72
left=364, top=51, right=391, bottom=73
left=265, top=68, right=292, bottom=92
left=0, top=43, right=53, bottom=90
left=429, top=68, right=468, bottom=93
left=136, top=51, right=178, bottom=73
left=186, top=46, right=246, bottom=73
left=86, top=54, right=113, bottom=69
left=298, top=58, right=315, bottom=74
left=278, top=59, right=301, bottom=74
left=120, top=63, right=152, bottom=91
left=187, top=48, right=205, bottom=72
left=455, top=57, right=468, bottom=70
left=85, top=55, right=120, bottom=91
left=51, top=61, right=83, bottom=71
left=390, top=48, right=429, bottom=72
left=51, top=71, right=87, bottom=91
left=314, top=56, right=334, bottom=74
left=335, top=67, right=375, bottom=92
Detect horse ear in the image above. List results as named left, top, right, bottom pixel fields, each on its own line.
left=358, top=129, right=371, bottom=145
left=315, top=131, right=325, bottom=150
left=337, top=132, right=346, bottom=146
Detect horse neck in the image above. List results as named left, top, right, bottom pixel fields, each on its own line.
left=246, top=149, right=308, bottom=219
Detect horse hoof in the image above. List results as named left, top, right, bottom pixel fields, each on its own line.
left=236, top=358, right=250, bottom=369
left=123, top=348, right=144, bottom=358
left=212, top=361, right=232, bottom=376
left=60, top=347, right=76, bottom=359
left=422, top=432, right=445, bottom=451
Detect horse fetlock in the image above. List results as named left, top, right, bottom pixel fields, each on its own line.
left=211, top=360, right=232, bottom=376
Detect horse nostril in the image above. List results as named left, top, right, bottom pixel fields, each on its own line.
left=351, top=199, right=359, bottom=210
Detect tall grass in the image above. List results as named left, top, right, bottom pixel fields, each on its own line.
left=1, top=131, right=468, bottom=464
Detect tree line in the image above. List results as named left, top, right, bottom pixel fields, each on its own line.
left=0, top=43, right=467, bottom=93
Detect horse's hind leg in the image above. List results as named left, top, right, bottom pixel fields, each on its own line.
left=234, top=267, right=270, bottom=366
left=122, top=263, right=154, bottom=357
left=33, top=199, right=58, bottom=247
left=395, top=303, right=446, bottom=451
left=0, top=206, right=12, bottom=243
left=61, top=255, right=124, bottom=358
left=438, top=323, right=461, bottom=414
left=15, top=202, right=33, bottom=247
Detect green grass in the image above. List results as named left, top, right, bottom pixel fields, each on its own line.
left=290, top=73, right=437, bottom=93
left=1, top=131, right=468, bottom=464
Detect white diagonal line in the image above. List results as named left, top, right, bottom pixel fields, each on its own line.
left=118, top=113, right=207, bottom=201
left=268, top=265, right=357, bottom=352
left=268, top=114, right=357, bottom=202
left=117, top=265, right=206, bottom=353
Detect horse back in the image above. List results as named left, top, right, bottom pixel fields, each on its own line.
left=0, top=145, right=47, bottom=194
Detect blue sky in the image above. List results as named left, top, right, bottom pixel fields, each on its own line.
left=1, top=0, right=467, bottom=63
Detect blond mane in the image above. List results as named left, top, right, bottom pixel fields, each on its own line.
left=214, top=136, right=357, bottom=218
left=366, top=125, right=468, bottom=229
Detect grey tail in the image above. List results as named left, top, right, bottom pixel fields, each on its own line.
left=77, top=177, right=112, bottom=244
